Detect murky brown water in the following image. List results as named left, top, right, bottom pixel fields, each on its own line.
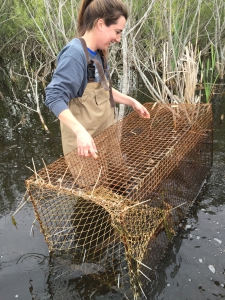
left=0, top=81, right=224, bottom=299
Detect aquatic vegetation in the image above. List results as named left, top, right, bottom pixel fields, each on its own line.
left=199, top=44, right=219, bottom=103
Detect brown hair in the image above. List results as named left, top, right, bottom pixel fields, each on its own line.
left=77, top=0, right=128, bottom=36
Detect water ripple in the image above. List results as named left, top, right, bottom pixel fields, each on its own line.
left=17, top=253, right=48, bottom=272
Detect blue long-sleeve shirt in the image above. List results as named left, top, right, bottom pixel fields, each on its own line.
left=45, top=38, right=104, bottom=117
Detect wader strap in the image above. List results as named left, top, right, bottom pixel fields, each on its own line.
left=78, top=38, right=90, bottom=63
left=78, top=37, right=107, bottom=89
left=99, top=51, right=115, bottom=108
left=78, top=38, right=95, bottom=82
left=92, top=58, right=110, bottom=92
left=78, top=38, right=115, bottom=108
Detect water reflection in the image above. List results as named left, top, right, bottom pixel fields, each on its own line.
left=47, top=252, right=130, bottom=300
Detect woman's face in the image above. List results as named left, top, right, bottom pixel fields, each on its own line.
left=97, top=16, right=126, bottom=50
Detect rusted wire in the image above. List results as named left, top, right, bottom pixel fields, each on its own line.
left=25, top=103, right=213, bottom=298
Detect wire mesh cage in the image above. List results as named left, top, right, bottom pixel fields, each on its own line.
left=25, top=102, right=213, bottom=298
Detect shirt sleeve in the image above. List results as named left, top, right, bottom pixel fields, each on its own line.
left=45, top=45, right=87, bottom=117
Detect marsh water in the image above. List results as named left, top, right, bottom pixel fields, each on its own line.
left=0, top=82, right=225, bottom=300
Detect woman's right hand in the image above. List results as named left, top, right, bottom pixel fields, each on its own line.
left=58, top=109, right=98, bottom=159
left=76, top=128, right=98, bottom=158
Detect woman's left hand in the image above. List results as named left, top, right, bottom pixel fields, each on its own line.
left=112, top=88, right=150, bottom=118
left=132, top=100, right=150, bottom=118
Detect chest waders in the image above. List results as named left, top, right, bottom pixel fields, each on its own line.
left=60, top=38, right=115, bottom=156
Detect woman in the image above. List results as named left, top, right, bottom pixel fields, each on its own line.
left=45, top=0, right=150, bottom=159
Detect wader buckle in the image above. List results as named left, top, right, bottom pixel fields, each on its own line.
left=87, top=60, right=95, bottom=82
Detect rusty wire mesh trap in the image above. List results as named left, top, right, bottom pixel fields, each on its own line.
left=25, top=102, right=213, bottom=299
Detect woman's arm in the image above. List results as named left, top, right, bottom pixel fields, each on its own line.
left=45, top=40, right=99, bottom=158
left=58, top=88, right=149, bottom=158
left=112, top=88, right=150, bottom=118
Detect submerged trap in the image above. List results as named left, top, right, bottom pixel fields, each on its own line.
left=25, top=102, right=213, bottom=298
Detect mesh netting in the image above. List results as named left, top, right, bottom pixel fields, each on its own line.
left=25, top=103, right=213, bottom=298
